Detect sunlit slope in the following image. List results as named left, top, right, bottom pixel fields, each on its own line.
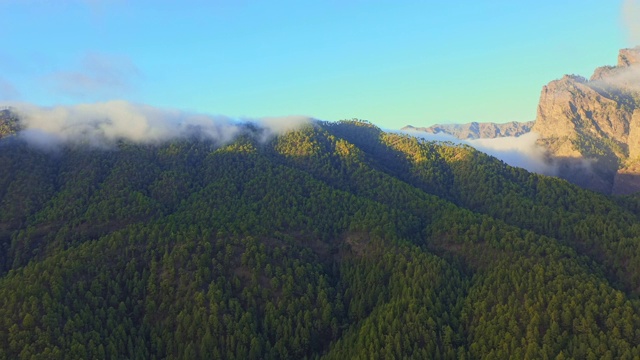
left=0, top=120, right=639, bottom=359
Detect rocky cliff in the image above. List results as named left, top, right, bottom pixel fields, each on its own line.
left=618, top=47, right=640, bottom=67
left=533, top=47, right=640, bottom=194
left=404, top=47, right=640, bottom=194
left=403, top=121, right=534, bottom=140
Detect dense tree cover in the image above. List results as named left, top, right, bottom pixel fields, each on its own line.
left=1, top=119, right=640, bottom=358
left=0, top=109, right=20, bottom=139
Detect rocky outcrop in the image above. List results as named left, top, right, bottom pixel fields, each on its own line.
left=532, top=74, right=631, bottom=151
left=615, top=109, right=640, bottom=194
left=590, top=66, right=618, bottom=81
left=403, top=121, right=534, bottom=140
left=534, top=47, right=640, bottom=194
left=627, top=109, right=640, bottom=160
left=406, top=47, right=640, bottom=194
left=618, top=46, right=640, bottom=67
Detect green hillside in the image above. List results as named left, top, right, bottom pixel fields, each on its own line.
left=1, top=119, right=640, bottom=359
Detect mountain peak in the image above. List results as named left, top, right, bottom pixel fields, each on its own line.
left=618, top=46, right=640, bottom=67
left=532, top=47, right=640, bottom=194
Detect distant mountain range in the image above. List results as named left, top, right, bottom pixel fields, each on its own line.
left=406, top=46, right=640, bottom=195
left=402, top=121, right=534, bottom=140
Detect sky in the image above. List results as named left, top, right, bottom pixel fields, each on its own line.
left=0, top=0, right=636, bottom=129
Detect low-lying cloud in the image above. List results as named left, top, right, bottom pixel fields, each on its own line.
left=402, top=129, right=556, bottom=176
left=3, top=100, right=312, bottom=149
left=591, top=63, right=640, bottom=92
left=468, top=132, right=555, bottom=175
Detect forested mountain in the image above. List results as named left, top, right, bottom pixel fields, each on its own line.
left=2, top=119, right=640, bottom=359
left=0, top=109, right=19, bottom=139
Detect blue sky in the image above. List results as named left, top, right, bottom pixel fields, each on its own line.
left=0, top=0, right=635, bottom=129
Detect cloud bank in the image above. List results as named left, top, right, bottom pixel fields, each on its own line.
left=3, top=100, right=312, bottom=149
left=592, top=65, right=640, bottom=92
left=468, top=132, right=555, bottom=175
left=402, top=129, right=555, bottom=176
left=2, top=101, right=570, bottom=178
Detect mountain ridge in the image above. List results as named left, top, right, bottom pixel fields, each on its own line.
left=2, top=120, right=640, bottom=358
left=405, top=46, right=640, bottom=194
left=402, top=120, right=534, bottom=140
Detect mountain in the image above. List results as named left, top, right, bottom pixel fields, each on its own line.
left=2, top=119, right=640, bottom=359
left=533, top=47, right=640, bottom=194
left=404, top=47, right=640, bottom=195
left=402, top=121, right=534, bottom=139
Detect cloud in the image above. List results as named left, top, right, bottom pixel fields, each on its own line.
left=254, top=115, right=314, bottom=142
left=2, top=100, right=312, bottom=149
left=399, top=128, right=463, bottom=144
left=0, top=78, right=20, bottom=100
left=623, top=0, right=640, bottom=45
left=467, top=132, right=556, bottom=175
left=45, top=53, right=140, bottom=99
left=591, top=63, right=640, bottom=92
left=402, top=129, right=556, bottom=175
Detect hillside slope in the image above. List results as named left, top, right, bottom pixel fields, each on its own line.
left=1, top=120, right=640, bottom=359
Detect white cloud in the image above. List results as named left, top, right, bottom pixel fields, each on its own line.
left=468, top=132, right=555, bottom=175
left=399, top=128, right=463, bottom=144
left=402, top=129, right=555, bottom=175
left=592, top=64, right=640, bottom=92
left=3, top=100, right=312, bottom=149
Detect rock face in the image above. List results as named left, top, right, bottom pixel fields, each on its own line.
left=533, top=47, right=640, bottom=194
left=407, top=47, right=640, bottom=194
left=403, top=121, right=534, bottom=140
left=618, top=46, right=640, bottom=67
